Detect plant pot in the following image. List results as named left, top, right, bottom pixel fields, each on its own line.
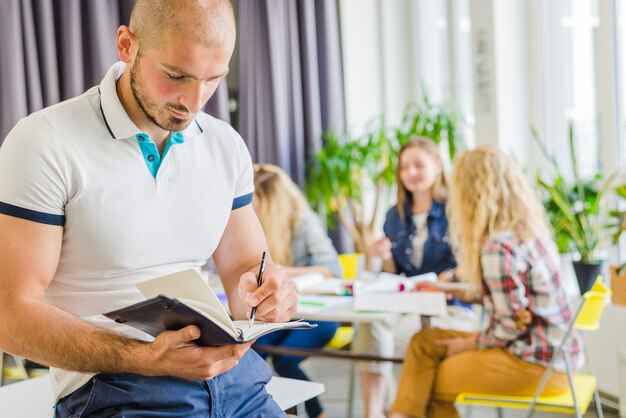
left=572, top=261, right=603, bottom=294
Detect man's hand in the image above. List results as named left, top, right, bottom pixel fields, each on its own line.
left=238, top=263, right=298, bottom=323
left=435, top=335, right=477, bottom=358
left=146, top=325, right=251, bottom=381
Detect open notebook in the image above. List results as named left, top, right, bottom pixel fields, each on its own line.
left=104, top=269, right=315, bottom=346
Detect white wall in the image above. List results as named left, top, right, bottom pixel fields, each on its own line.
left=338, top=0, right=384, bottom=136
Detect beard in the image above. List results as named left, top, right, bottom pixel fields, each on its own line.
left=129, top=59, right=194, bottom=133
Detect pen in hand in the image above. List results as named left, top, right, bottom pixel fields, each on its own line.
left=248, top=251, right=267, bottom=328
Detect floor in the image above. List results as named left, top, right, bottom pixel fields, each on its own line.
left=300, top=356, right=620, bottom=418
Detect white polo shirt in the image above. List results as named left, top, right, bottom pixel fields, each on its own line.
left=0, top=62, right=254, bottom=398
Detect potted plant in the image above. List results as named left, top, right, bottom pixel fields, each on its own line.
left=306, top=96, right=462, bottom=266
left=535, top=124, right=616, bottom=294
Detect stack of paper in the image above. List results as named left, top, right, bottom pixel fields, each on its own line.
left=353, top=273, right=446, bottom=316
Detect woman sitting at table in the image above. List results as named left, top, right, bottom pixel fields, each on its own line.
left=389, top=146, right=580, bottom=418
left=252, top=163, right=340, bottom=418
left=358, top=137, right=462, bottom=418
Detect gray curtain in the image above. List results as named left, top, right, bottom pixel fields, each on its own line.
left=238, top=0, right=351, bottom=251
left=0, top=0, right=229, bottom=143
left=238, top=0, right=346, bottom=187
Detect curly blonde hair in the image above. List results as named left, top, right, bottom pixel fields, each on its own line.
left=254, top=164, right=310, bottom=266
left=448, top=146, right=553, bottom=297
left=396, top=137, right=448, bottom=221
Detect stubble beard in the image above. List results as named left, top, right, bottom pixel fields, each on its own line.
left=129, top=60, right=192, bottom=133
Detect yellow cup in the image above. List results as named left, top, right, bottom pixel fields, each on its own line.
left=338, top=253, right=363, bottom=279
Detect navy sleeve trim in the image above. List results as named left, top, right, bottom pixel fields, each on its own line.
left=232, top=193, right=253, bottom=210
left=0, top=202, right=65, bottom=226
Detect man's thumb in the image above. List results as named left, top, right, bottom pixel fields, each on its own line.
left=171, top=325, right=201, bottom=345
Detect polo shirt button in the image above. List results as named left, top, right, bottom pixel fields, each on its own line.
left=147, top=154, right=155, bottom=162
left=405, top=249, right=411, bottom=255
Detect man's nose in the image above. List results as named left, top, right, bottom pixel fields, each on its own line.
left=180, top=82, right=209, bottom=114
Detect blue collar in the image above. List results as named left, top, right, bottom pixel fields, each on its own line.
left=98, top=62, right=204, bottom=141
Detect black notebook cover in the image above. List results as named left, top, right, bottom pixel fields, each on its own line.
left=104, top=295, right=243, bottom=346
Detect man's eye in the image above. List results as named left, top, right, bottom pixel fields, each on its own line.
left=166, top=73, right=184, bottom=80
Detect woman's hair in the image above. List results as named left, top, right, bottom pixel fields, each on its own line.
left=254, top=164, right=310, bottom=266
left=396, top=137, right=448, bottom=220
left=448, top=146, right=553, bottom=296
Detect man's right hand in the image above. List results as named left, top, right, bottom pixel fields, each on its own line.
left=145, top=325, right=250, bottom=381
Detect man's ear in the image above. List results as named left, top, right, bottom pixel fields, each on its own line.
left=116, top=25, right=138, bottom=64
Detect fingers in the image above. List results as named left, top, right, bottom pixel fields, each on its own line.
left=184, top=343, right=252, bottom=381
left=239, top=271, right=259, bottom=305
left=239, top=264, right=298, bottom=323
left=159, top=325, right=201, bottom=348
left=368, top=237, right=392, bottom=258
left=434, top=339, right=452, bottom=346
left=253, top=276, right=298, bottom=322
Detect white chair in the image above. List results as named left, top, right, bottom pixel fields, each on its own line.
left=0, top=374, right=324, bottom=417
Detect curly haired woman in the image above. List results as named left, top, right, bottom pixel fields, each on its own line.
left=389, top=146, right=582, bottom=418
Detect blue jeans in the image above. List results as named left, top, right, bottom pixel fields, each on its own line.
left=55, top=350, right=284, bottom=418
left=254, top=321, right=338, bottom=418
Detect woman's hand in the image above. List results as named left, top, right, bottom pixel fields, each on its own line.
left=367, top=236, right=393, bottom=260
left=435, top=335, right=477, bottom=358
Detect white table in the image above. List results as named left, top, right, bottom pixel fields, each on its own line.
left=0, top=374, right=324, bottom=417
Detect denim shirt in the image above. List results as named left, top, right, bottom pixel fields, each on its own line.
left=383, top=200, right=456, bottom=276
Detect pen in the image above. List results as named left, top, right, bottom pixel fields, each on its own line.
left=248, top=251, right=267, bottom=328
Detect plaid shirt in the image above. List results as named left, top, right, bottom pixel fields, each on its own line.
left=476, top=231, right=581, bottom=371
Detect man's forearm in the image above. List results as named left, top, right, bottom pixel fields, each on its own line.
left=0, top=297, right=151, bottom=375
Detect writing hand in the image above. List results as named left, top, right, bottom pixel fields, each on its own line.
left=238, top=263, right=298, bottom=323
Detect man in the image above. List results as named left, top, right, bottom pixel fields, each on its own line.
left=0, top=0, right=297, bottom=416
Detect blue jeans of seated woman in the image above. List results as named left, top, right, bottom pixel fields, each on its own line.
left=254, top=320, right=338, bottom=418
left=54, top=349, right=284, bottom=418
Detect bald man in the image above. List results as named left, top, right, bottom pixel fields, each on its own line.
left=0, top=1, right=296, bottom=416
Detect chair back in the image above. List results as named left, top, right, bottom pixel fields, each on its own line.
left=338, top=253, right=363, bottom=279
left=574, top=275, right=612, bottom=331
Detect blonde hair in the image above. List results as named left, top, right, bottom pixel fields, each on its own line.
left=254, top=164, right=310, bottom=266
left=448, top=146, right=553, bottom=297
left=396, top=137, right=448, bottom=220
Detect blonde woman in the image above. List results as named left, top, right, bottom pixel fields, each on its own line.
left=389, top=146, right=581, bottom=418
left=253, top=164, right=341, bottom=278
left=252, top=163, right=340, bottom=418
left=359, top=138, right=461, bottom=418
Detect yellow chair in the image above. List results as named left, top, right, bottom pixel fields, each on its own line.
left=338, top=253, right=363, bottom=279
left=1, top=353, right=30, bottom=385
left=325, top=325, right=355, bottom=350
left=456, top=276, right=611, bottom=418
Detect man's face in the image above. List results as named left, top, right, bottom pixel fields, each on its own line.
left=129, top=31, right=233, bottom=132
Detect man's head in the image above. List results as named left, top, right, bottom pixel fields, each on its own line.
left=116, top=0, right=236, bottom=133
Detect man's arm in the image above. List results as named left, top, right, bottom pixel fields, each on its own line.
left=0, top=214, right=249, bottom=381
left=212, top=205, right=298, bottom=322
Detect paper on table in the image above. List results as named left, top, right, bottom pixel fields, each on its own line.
left=293, top=272, right=326, bottom=292
left=353, top=273, right=446, bottom=315
left=297, top=295, right=353, bottom=314
left=374, top=272, right=437, bottom=291
left=353, top=291, right=447, bottom=315
left=298, top=278, right=350, bottom=295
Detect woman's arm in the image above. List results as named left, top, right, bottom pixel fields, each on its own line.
left=476, top=241, right=530, bottom=348
left=295, top=211, right=342, bottom=277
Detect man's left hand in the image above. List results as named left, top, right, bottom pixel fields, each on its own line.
left=238, top=263, right=298, bottom=323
